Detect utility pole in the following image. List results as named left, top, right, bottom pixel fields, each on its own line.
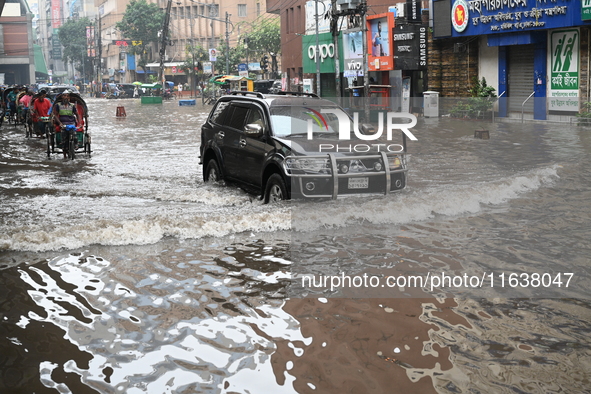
left=331, top=0, right=340, bottom=104
left=159, top=0, right=173, bottom=87
left=225, top=12, right=230, bottom=74
left=315, top=0, right=321, bottom=96
left=96, top=14, right=102, bottom=98
left=362, top=3, right=369, bottom=121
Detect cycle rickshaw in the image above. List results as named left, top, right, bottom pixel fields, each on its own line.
left=45, top=92, right=91, bottom=159
left=1, top=87, right=18, bottom=126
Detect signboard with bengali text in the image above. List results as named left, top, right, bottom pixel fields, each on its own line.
left=550, top=28, right=580, bottom=112
left=439, top=0, right=585, bottom=37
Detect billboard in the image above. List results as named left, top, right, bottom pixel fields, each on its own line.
left=367, top=13, right=394, bottom=71
left=550, top=28, right=580, bottom=112
left=393, top=24, right=428, bottom=70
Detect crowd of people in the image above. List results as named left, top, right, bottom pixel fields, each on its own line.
left=1, top=85, right=87, bottom=158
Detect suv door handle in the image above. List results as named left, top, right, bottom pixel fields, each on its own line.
left=217, top=131, right=224, bottom=139
left=239, top=138, right=247, bottom=147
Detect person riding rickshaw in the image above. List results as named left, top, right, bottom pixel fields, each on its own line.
left=30, top=89, right=52, bottom=138
left=48, top=90, right=90, bottom=159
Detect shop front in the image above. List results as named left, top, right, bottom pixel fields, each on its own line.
left=302, top=32, right=344, bottom=97
left=432, top=0, right=591, bottom=120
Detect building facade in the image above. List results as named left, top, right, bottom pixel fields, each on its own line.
left=95, top=0, right=269, bottom=85
left=0, top=0, right=35, bottom=85
left=432, top=0, right=591, bottom=120
left=268, top=0, right=429, bottom=112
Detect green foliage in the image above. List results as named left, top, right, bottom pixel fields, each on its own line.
left=115, top=0, right=165, bottom=70
left=238, top=18, right=280, bottom=61
left=468, top=77, right=497, bottom=98
left=214, top=39, right=246, bottom=75
left=451, top=77, right=497, bottom=118
left=57, top=17, right=93, bottom=80
left=577, top=101, right=591, bottom=124
left=179, top=44, right=209, bottom=85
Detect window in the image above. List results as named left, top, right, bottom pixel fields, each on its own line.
left=238, top=4, right=247, bottom=17
left=210, top=101, right=231, bottom=125
left=256, top=3, right=260, bottom=16
left=227, top=105, right=250, bottom=129
left=179, top=7, right=184, bottom=19
left=199, top=5, right=204, bottom=15
left=209, top=4, right=219, bottom=17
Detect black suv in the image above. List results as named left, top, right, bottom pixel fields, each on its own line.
left=199, top=92, right=410, bottom=203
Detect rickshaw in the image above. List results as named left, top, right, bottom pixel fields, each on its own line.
left=46, top=92, right=91, bottom=159
left=15, top=90, right=34, bottom=137
left=1, top=87, right=18, bottom=126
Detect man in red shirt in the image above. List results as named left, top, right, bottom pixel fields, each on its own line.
left=31, top=90, right=52, bottom=137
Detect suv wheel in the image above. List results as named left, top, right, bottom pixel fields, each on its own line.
left=264, top=174, right=287, bottom=203
left=205, top=159, right=222, bottom=182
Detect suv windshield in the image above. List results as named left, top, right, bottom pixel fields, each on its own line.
left=270, top=106, right=344, bottom=138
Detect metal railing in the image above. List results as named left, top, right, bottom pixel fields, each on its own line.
left=522, top=91, right=535, bottom=123
left=492, top=91, right=505, bottom=123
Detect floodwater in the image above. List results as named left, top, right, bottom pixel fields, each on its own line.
left=0, top=97, right=590, bottom=393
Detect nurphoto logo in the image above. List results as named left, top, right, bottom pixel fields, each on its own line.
left=306, top=108, right=418, bottom=153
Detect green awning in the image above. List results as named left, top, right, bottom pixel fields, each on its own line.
left=34, top=44, right=48, bottom=75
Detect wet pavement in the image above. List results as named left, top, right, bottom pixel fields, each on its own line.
left=0, top=97, right=590, bottom=393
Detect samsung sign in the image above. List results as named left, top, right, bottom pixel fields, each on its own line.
left=440, top=0, right=585, bottom=37
left=393, top=24, right=428, bottom=70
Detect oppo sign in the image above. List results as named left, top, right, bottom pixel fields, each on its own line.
left=308, top=43, right=335, bottom=62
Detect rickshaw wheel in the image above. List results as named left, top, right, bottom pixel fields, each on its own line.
left=68, top=138, right=76, bottom=160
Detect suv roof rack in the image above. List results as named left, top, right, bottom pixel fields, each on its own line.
left=274, top=91, right=319, bottom=98
left=228, top=91, right=265, bottom=98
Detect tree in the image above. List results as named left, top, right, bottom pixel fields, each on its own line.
left=58, top=17, right=93, bottom=81
left=115, top=0, right=165, bottom=71
left=179, top=43, right=208, bottom=92
left=237, top=18, right=280, bottom=77
left=238, top=18, right=280, bottom=62
left=214, top=39, right=245, bottom=75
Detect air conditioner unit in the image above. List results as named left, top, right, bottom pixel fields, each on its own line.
left=337, top=0, right=361, bottom=11
left=396, top=2, right=405, bottom=18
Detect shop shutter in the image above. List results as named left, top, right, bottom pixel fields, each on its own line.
left=508, top=45, right=535, bottom=113
left=320, top=74, right=336, bottom=97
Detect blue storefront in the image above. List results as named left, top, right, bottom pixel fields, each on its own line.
left=433, top=0, right=590, bottom=119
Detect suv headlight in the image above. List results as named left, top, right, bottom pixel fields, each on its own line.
left=285, top=158, right=331, bottom=174
left=388, top=156, right=402, bottom=170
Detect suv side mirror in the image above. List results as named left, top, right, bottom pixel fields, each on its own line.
left=360, top=123, right=375, bottom=134
left=244, top=123, right=263, bottom=137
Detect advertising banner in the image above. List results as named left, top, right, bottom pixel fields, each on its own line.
left=343, top=31, right=364, bottom=77
left=305, top=0, right=332, bottom=34
left=406, top=0, right=422, bottom=23
left=393, top=24, right=428, bottom=70
left=51, top=0, right=61, bottom=29
left=550, top=28, right=580, bottom=112
left=238, top=63, right=248, bottom=77
left=367, top=13, right=394, bottom=71
left=52, top=29, right=62, bottom=59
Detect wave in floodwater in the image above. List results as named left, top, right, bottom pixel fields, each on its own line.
left=292, top=165, right=560, bottom=230
left=0, top=165, right=558, bottom=253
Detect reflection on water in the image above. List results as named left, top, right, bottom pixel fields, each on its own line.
left=1, top=236, right=306, bottom=393
left=1, top=99, right=591, bottom=392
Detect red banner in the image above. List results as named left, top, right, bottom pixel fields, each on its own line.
left=52, top=0, right=61, bottom=28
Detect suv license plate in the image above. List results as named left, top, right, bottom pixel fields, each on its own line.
left=348, top=177, right=369, bottom=189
